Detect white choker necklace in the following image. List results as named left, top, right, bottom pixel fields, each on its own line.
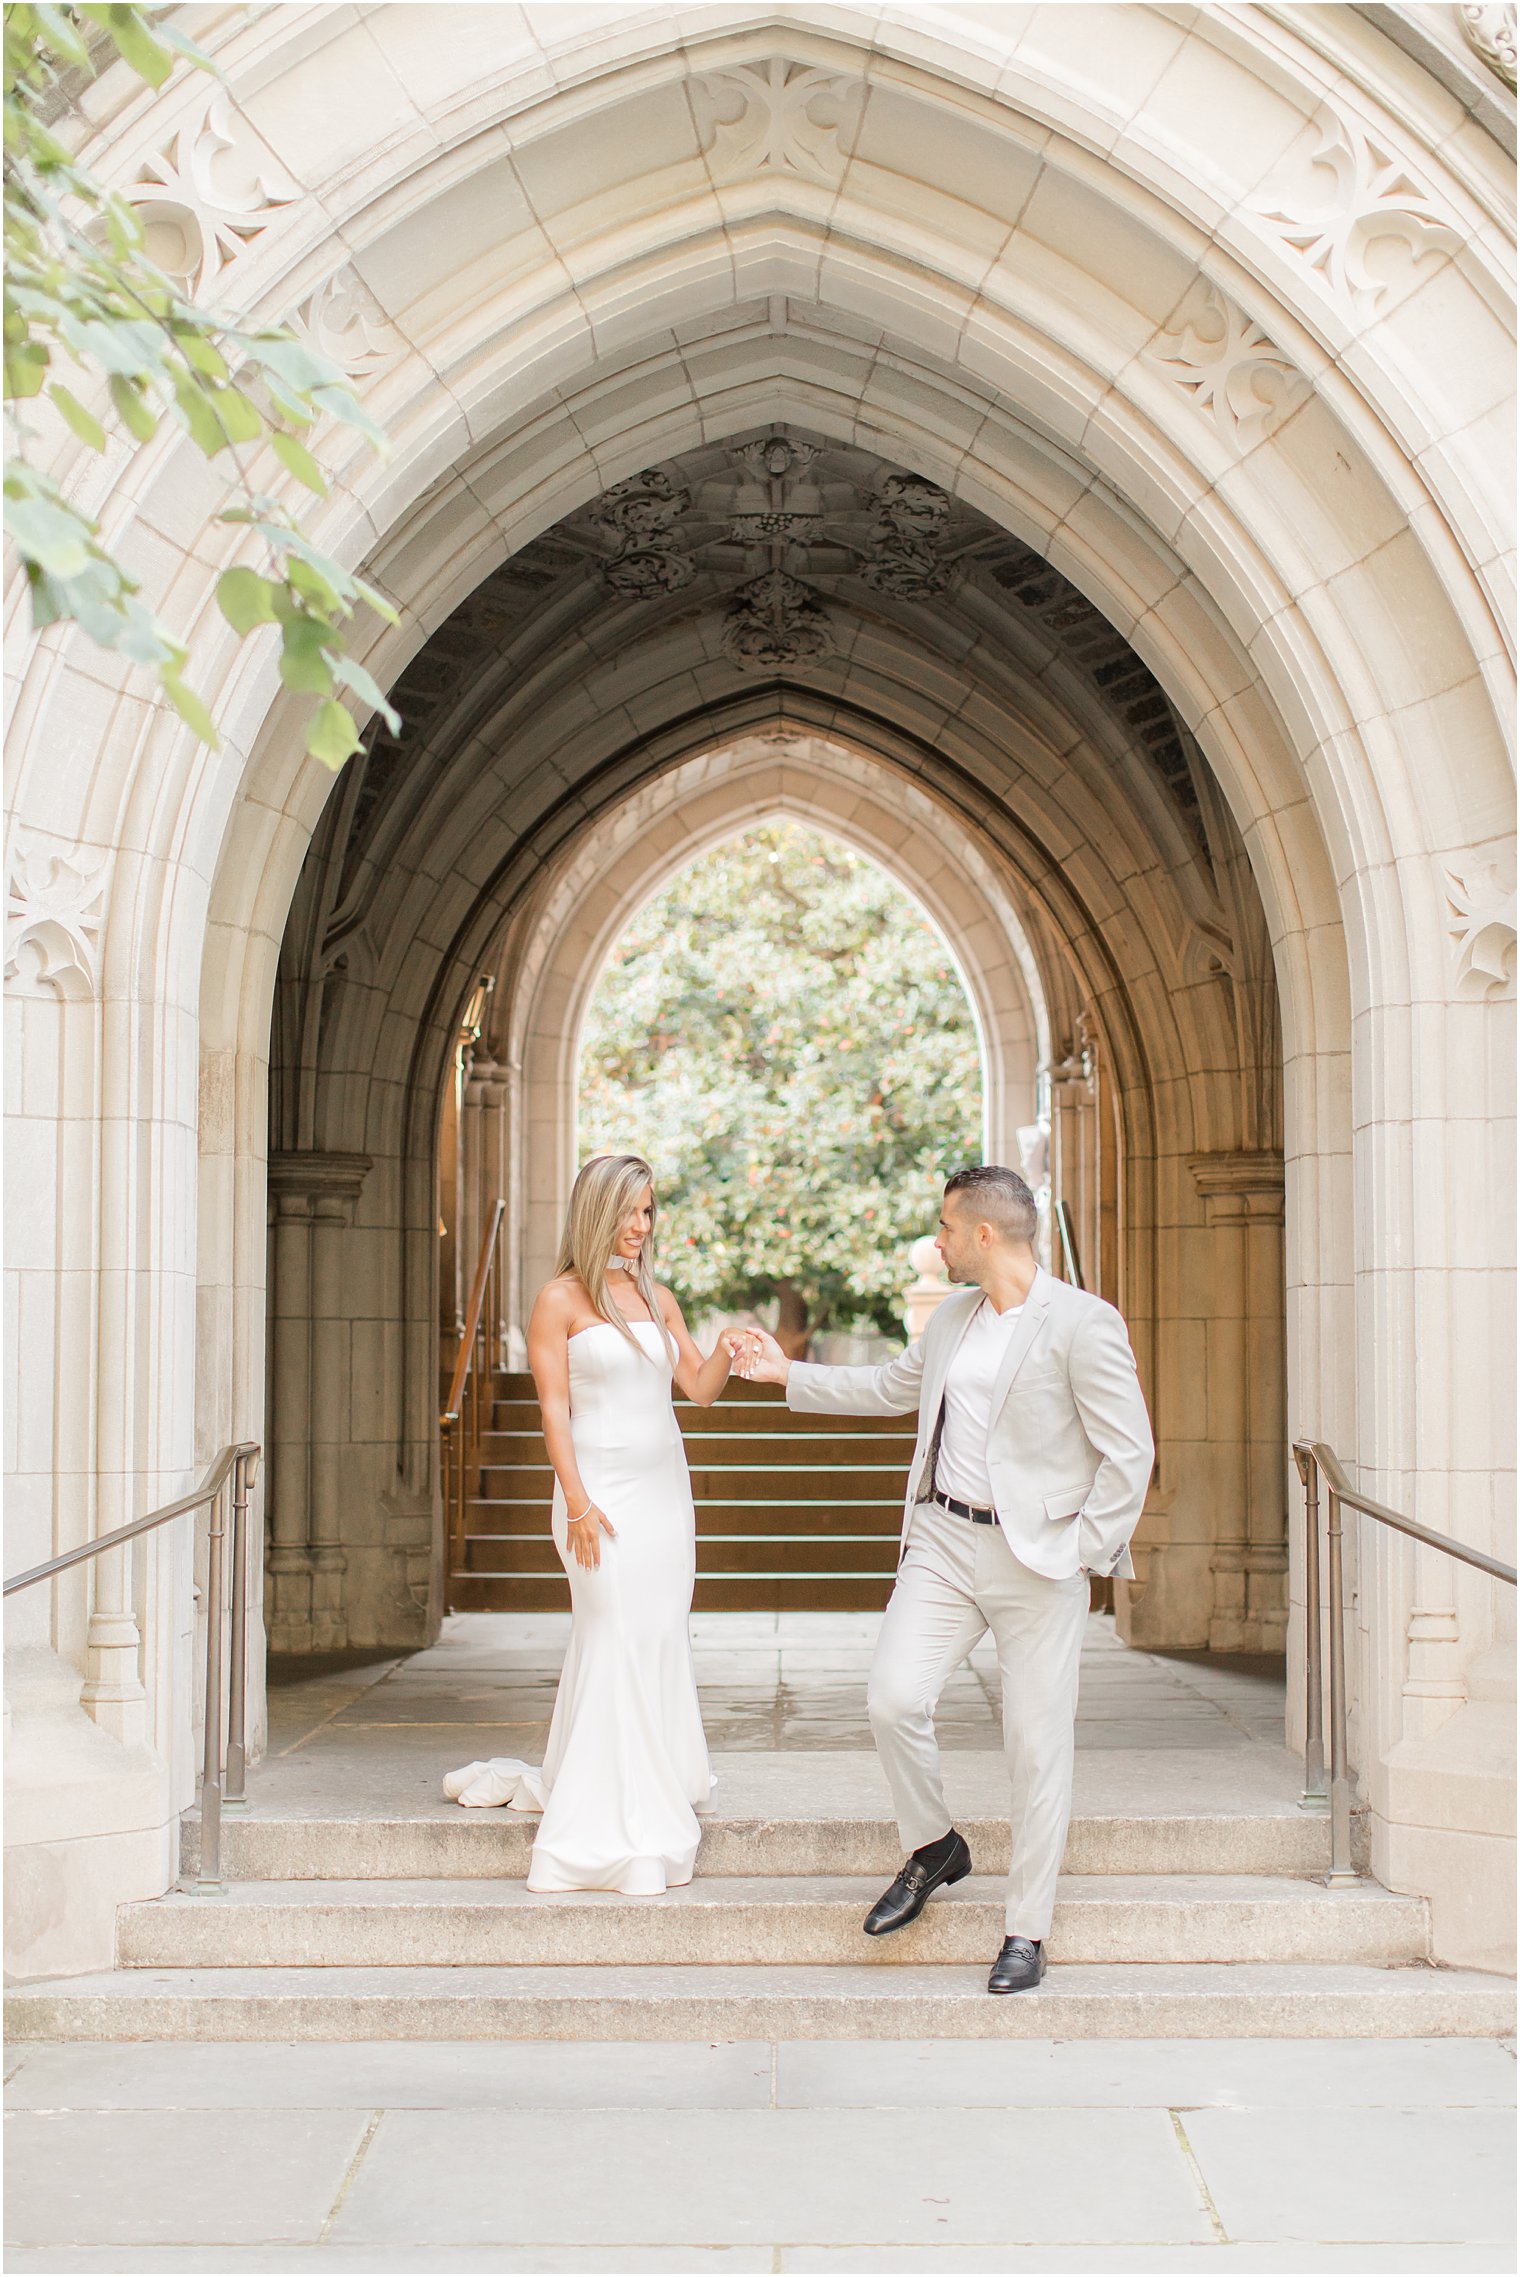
left=609, top=1256, right=635, bottom=1273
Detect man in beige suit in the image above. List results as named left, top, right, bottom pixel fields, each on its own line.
left=738, top=1164, right=1154, bottom=1993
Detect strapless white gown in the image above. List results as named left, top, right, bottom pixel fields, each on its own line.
left=444, top=1319, right=714, bottom=1894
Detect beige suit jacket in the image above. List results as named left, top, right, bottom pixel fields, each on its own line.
left=786, top=1268, right=1154, bottom=1581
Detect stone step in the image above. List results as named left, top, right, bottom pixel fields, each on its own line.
left=181, top=1806, right=1335, bottom=1884
left=10, top=1960, right=1511, bottom=2043
left=117, top=1874, right=1430, bottom=1970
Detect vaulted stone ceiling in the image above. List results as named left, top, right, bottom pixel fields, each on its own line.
left=341, top=426, right=1209, bottom=895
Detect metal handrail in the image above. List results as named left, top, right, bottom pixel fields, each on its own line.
left=1292, top=1437, right=1516, bottom=1887
left=443, top=1198, right=506, bottom=1427
left=4, top=1443, right=261, bottom=1889
left=441, top=1199, right=505, bottom=1587
left=1053, top=1198, right=1084, bottom=1290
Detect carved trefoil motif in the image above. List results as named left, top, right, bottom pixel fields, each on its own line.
left=1442, top=858, right=1517, bottom=993
left=722, top=569, right=835, bottom=669
left=1254, top=114, right=1459, bottom=314
left=693, top=59, right=866, bottom=187
left=123, top=91, right=299, bottom=297
left=1459, top=4, right=1517, bottom=88
left=291, top=268, right=404, bottom=381
left=5, top=836, right=109, bottom=998
left=1147, top=282, right=1308, bottom=447
left=591, top=469, right=696, bottom=598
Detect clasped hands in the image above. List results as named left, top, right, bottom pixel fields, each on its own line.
left=722, top=1325, right=789, bottom=1383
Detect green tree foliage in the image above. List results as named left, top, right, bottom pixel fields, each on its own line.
left=3, top=2, right=397, bottom=763
left=578, top=824, right=983, bottom=1349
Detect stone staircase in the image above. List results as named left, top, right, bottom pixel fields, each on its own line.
left=7, top=1786, right=1513, bottom=2042
left=450, top=1374, right=913, bottom=1613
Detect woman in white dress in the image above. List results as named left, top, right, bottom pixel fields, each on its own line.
left=444, top=1154, right=736, bottom=1894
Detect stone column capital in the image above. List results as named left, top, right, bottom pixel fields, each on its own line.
left=1187, top=1149, right=1285, bottom=1225
left=267, top=1150, right=372, bottom=1222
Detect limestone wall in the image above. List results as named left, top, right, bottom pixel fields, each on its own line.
left=4, top=1, right=1512, bottom=1976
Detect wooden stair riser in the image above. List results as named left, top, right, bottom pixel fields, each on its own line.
left=450, top=1574, right=898, bottom=1613
left=456, top=1378, right=917, bottom=1610
left=476, top=1462, right=913, bottom=1499
left=488, top=1401, right=910, bottom=1435
left=467, top=1498, right=907, bottom=1536
left=460, top=1534, right=901, bottom=1577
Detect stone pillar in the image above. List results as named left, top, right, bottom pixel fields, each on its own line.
left=437, top=1058, right=463, bottom=1339
left=1188, top=1151, right=1287, bottom=1653
left=308, top=1192, right=356, bottom=1650
left=266, top=1184, right=314, bottom=1655
left=460, top=1053, right=510, bottom=1369
left=503, top=1050, right=529, bottom=1368
left=265, top=1153, right=370, bottom=1653
left=1045, top=1038, right=1096, bottom=1288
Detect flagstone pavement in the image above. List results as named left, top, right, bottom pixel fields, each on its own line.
left=6, top=1614, right=1514, bottom=2272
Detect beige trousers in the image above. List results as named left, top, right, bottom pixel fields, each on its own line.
left=866, top=1498, right=1088, bottom=1939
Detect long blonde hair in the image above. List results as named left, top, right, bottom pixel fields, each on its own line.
left=555, top=1153, right=674, bottom=1362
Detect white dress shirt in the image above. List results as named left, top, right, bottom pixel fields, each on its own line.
left=933, top=1297, right=1025, bottom=1507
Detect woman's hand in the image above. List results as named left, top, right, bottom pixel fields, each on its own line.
left=729, top=1326, right=790, bottom=1385
left=566, top=1500, right=616, bottom=1569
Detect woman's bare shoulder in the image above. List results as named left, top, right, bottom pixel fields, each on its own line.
left=532, top=1274, right=584, bottom=1325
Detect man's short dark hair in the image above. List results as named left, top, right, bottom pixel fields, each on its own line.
left=943, top=1163, right=1038, bottom=1245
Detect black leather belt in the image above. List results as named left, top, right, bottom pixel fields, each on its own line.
left=934, top=1492, right=997, bottom=1525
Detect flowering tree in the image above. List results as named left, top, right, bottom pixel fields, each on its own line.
left=578, top=824, right=983, bottom=1351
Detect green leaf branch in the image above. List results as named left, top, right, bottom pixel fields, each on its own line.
left=4, top=1, right=399, bottom=767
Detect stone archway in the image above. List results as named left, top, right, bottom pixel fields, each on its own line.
left=5, top=3, right=1511, bottom=1976
left=485, top=729, right=1053, bottom=1353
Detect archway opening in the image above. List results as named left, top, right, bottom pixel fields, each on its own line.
left=576, top=819, right=988, bottom=1363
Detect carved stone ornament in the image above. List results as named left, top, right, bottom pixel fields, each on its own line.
left=123, top=90, right=299, bottom=297
left=734, top=437, right=820, bottom=482
left=1459, top=4, right=1518, bottom=88
left=693, top=59, right=866, bottom=188
left=1255, top=114, right=1459, bottom=314
left=728, top=436, right=825, bottom=548
left=591, top=470, right=695, bottom=598
left=857, top=473, right=952, bottom=597
left=729, top=510, right=825, bottom=545
left=5, top=836, right=109, bottom=998
left=291, top=268, right=403, bottom=381
left=721, top=570, right=835, bottom=669
left=1147, top=282, right=1308, bottom=447
left=1442, top=858, right=1517, bottom=992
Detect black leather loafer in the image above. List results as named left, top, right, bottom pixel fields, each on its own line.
left=862, top=1831, right=972, bottom=1936
left=987, top=1934, right=1045, bottom=1993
